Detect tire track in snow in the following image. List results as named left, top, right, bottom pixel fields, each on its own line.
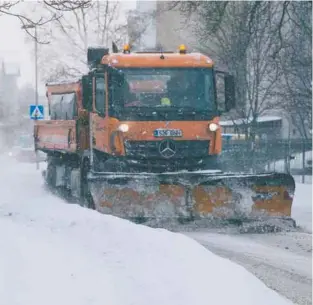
left=184, top=231, right=312, bottom=305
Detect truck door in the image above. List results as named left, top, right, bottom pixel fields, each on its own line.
left=90, top=73, right=109, bottom=154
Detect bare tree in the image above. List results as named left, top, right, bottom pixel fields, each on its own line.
left=196, top=2, right=254, bottom=112
left=243, top=3, right=285, bottom=140
left=164, top=1, right=268, bottom=112
left=0, top=1, right=92, bottom=42
left=166, top=1, right=311, bottom=137
left=163, top=1, right=311, bottom=174
left=28, top=0, right=129, bottom=81
left=275, top=1, right=312, bottom=140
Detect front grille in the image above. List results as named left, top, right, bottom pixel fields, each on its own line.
left=124, top=140, right=209, bottom=159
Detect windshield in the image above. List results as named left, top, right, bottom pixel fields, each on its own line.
left=108, top=68, right=216, bottom=121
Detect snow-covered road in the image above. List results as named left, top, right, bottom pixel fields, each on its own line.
left=0, top=154, right=311, bottom=305
left=185, top=231, right=312, bottom=305
left=184, top=182, right=312, bottom=305
left=1, top=155, right=297, bottom=305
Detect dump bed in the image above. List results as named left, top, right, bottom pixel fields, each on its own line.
left=35, top=120, right=78, bottom=153
left=34, top=80, right=89, bottom=154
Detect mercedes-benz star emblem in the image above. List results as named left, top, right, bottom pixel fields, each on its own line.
left=159, top=140, right=176, bottom=159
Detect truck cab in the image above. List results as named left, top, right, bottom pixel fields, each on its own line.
left=82, top=44, right=236, bottom=173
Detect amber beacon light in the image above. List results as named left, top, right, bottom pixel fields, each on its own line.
left=179, top=44, right=187, bottom=54
left=123, top=44, right=131, bottom=54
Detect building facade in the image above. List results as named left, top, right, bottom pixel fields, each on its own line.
left=0, top=61, right=21, bottom=149
left=0, top=61, right=20, bottom=123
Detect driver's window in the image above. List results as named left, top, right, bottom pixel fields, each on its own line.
left=108, top=70, right=127, bottom=110
left=215, top=72, right=226, bottom=112
left=95, top=76, right=106, bottom=116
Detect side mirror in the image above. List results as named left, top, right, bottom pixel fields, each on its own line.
left=87, top=47, right=109, bottom=68
left=225, top=75, right=236, bottom=111
left=82, top=74, right=93, bottom=111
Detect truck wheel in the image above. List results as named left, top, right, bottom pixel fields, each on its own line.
left=80, top=158, right=95, bottom=210
left=46, top=161, right=56, bottom=188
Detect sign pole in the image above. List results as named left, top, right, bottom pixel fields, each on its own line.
left=22, top=23, right=40, bottom=170
left=34, top=25, right=39, bottom=170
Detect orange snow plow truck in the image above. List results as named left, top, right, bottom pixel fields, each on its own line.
left=34, top=44, right=296, bottom=228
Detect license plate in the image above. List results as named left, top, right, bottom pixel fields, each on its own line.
left=153, top=129, right=183, bottom=137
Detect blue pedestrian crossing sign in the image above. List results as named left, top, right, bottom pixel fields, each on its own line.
left=30, top=105, right=44, bottom=120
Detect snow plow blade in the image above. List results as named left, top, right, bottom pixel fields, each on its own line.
left=87, top=171, right=296, bottom=227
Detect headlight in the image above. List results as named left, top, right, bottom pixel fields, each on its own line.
left=209, top=123, right=219, bottom=132
left=118, top=123, right=129, bottom=132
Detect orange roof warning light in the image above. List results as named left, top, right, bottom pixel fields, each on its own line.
left=179, top=44, right=187, bottom=54
left=123, top=44, right=131, bottom=54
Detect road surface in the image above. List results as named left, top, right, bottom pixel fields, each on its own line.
left=184, top=230, right=312, bottom=305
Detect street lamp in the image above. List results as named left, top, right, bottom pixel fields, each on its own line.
left=21, top=23, right=39, bottom=170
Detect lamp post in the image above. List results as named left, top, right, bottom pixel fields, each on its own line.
left=21, top=24, right=39, bottom=170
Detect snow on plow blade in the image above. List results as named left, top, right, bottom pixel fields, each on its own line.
left=88, top=171, right=295, bottom=224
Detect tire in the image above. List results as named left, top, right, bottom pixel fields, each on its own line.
left=80, top=158, right=95, bottom=210
left=46, top=160, right=57, bottom=187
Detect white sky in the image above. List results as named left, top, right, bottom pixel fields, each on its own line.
left=0, top=14, right=35, bottom=90
left=0, top=0, right=137, bottom=96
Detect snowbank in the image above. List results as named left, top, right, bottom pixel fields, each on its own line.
left=0, top=156, right=294, bottom=305
left=293, top=182, right=312, bottom=233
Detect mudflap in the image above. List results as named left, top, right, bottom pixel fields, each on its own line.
left=87, top=171, right=296, bottom=231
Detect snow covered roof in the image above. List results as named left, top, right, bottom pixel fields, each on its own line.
left=220, top=116, right=282, bottom=126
